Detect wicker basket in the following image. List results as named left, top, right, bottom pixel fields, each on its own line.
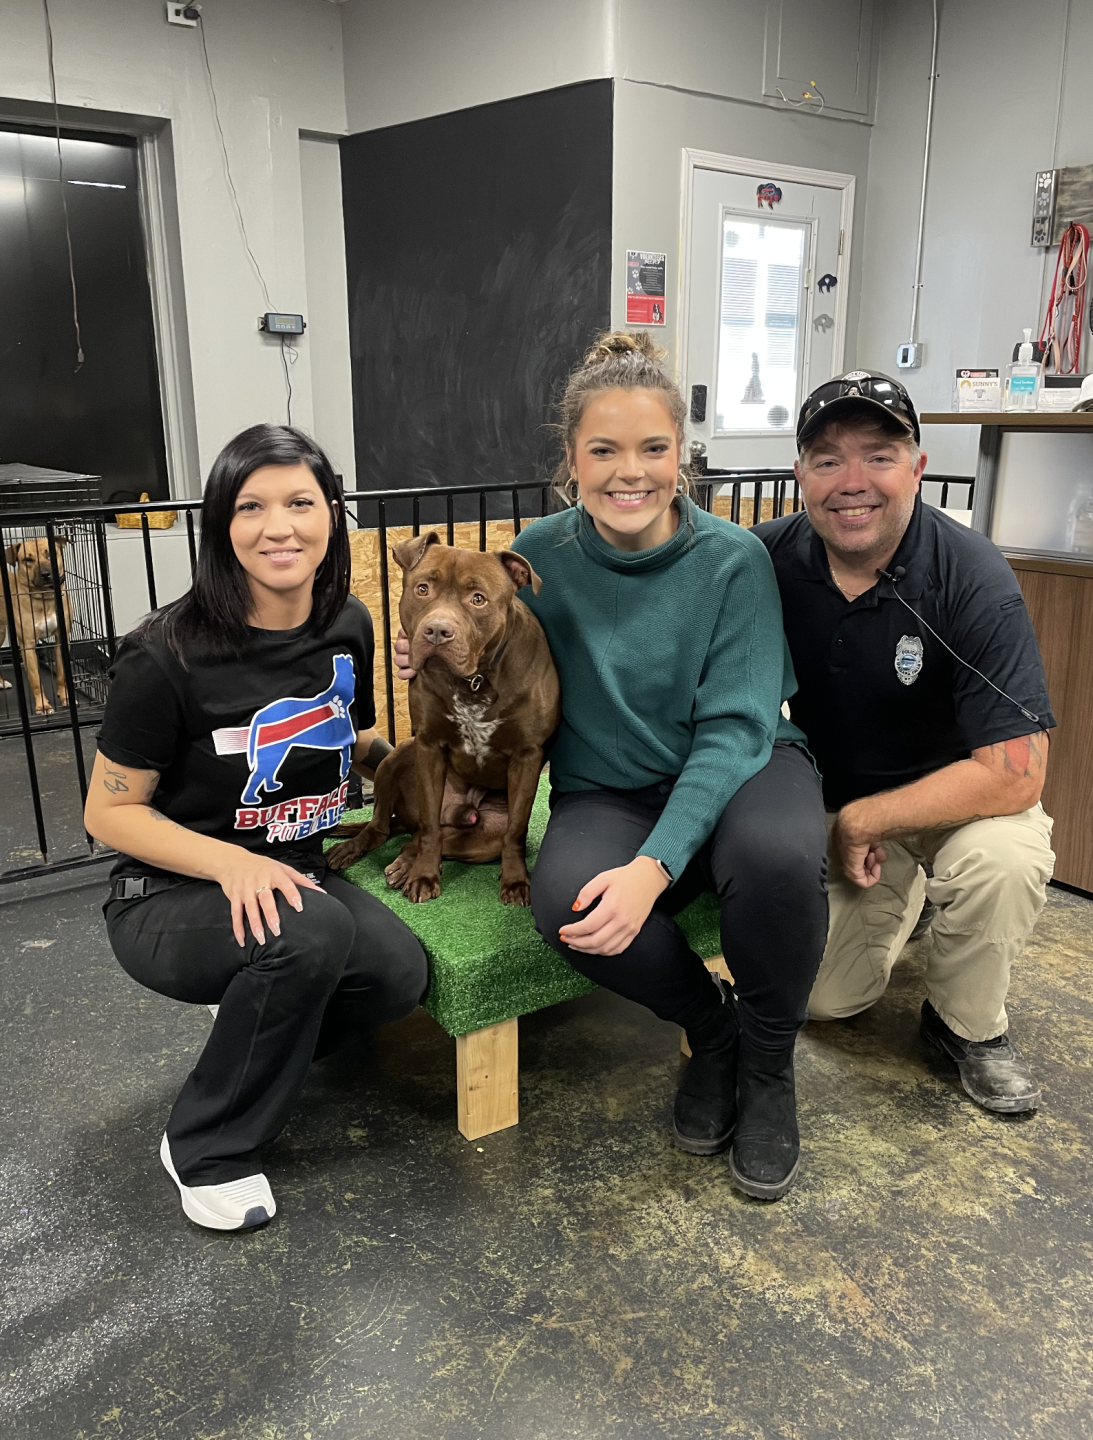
left=116, top=493, right=177, bottom=529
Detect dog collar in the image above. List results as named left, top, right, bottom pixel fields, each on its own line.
left=466, top=633, right=510, bottom=692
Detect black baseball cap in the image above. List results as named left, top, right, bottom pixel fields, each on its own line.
left=796, top=371, right=920, bottom=449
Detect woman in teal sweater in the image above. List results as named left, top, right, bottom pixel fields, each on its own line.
left=512, top=333, right=828, bottom=1200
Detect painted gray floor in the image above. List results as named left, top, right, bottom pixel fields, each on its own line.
left=1, top=875, right=1091, bottom=1439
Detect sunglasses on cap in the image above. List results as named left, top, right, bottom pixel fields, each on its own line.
left=796, top=371, right=920, bottom=448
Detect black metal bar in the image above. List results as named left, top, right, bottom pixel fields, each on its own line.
left=479, top=491, right=487, bottom=551
left=0, top=849, right=116, bottom=886
left=0, top=478, right=559, bottom=528
left=93, top=519, right=118, bottom=663
left=792, top=479, right=801, bottom=512
left=185, top=509, right=198, bottom=575
left=941, top=481, right=950, bottom=508
left=0, top=522, right=50, bottom=863
left=446, top=492, right=455, bottom=546
left=511, top=489, right=522, bottom=537
left=377, top=500, right=396, bottom=743
left=412, top=495, right=421, bottom=538
left=44, top=521, right=91, bottom=828
left=730, top=483, right=741, bottom=525
left=140, top=513, right=157, bottom=610
left=752, top=481, right=763, bottom=527
left=540, top=485, right=549, bottom=518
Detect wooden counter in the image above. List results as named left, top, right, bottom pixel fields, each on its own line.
left=1006, top=551, right=1093, bottom=893
left=921, top=412, right=1093, bottom=427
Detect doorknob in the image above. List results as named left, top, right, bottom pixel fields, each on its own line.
left=690, top=384, right=708, bottom=423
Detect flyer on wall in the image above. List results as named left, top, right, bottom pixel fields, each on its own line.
left=626, top=251, right=667, bottom=326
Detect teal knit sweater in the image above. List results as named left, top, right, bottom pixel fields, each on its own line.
left=510, top=500, right=806, bottom=881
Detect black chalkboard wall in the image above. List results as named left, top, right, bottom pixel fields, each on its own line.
left=340, top=79, right=613, bottom=493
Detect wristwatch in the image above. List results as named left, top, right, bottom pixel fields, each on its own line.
left=653, top=858, right=674, bottom=884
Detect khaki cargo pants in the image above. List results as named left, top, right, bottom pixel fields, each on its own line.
left=809, top=806, right=1055, bottom=1041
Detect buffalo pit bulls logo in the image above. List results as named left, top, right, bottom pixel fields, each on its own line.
left=894, top=635, right=924, bottom=686
left=212, top=654, right=357, bottom=841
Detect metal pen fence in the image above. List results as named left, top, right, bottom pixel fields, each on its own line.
left=0, top=469, right=972, bottom=884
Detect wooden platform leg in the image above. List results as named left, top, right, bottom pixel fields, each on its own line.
left=680, top=955, right=735, bottom=1058
left=456, top=1017, right=519, bottom=1140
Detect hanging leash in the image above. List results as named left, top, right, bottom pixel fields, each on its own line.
left=1039, top=221, right=1089, bottom=375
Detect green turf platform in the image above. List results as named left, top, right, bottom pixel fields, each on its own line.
left=327, top=776, right=722, bottom=1037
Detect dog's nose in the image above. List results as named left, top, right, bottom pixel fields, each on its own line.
left=421, top=620, right=456, bottom=647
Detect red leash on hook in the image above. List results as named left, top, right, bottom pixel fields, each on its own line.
left=1039, top=222, right=1089, bottom=375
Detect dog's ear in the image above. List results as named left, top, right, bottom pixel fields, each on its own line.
left=4, top=544, right=20, bottom=567
left=496, top=551, right=543, bottom=595
left=53, top=535, right=68, bottom=549
left=392, top=531, right=441, bottom=573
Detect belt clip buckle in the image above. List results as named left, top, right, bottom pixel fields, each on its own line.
left=119, top=877, right=148, bottom=900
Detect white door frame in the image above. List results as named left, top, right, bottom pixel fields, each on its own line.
left=677, top=149, right=856, bottom=401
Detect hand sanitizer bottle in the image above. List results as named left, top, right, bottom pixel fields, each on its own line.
left=1004, top=329, right=1042, bottom=411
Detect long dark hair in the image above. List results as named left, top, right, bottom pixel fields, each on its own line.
left=138, top=425, right=351, bottom=663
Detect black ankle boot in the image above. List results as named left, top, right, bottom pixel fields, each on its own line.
left=730, top=1038, right=800, bottom=1199
left=673, top=998, right=739, bottom=1156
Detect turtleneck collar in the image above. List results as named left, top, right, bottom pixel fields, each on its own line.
left=574, top=497, right=698, bottom=574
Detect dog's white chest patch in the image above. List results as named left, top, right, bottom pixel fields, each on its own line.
left=34, top=610, right=58, bottom=641
left=448, top=696, right=500, bottom=765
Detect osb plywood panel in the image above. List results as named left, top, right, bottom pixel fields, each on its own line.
left=350, top=498, right=782, bottom=741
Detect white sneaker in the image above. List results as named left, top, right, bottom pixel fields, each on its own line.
left=159, top=1133, right=276, bottom=1231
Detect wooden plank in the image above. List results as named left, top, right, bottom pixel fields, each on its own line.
left=681, top=955, right=734, bottom=1057
left=1007, top=553, right=1093, bottom=580
left=456, top=1017, right=519, bottom=1141
left=1012, top=564, right=1093, bottom=892
left=921, top=412, right=1093, bottom=428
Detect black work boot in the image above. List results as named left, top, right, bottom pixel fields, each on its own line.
left=920, top=1000, right=1041, bottom=1113
left=673, top=996, right=739, bottom=1156
left=730, top=1038, right=800, bottom=1200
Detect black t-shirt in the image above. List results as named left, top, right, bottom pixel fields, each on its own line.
left=97, top=597, right=376, bottom=879
left=753, top=497, right=1055, bottom=809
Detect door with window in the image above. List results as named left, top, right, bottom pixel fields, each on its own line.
left=683, top=161, right=852, bottom=470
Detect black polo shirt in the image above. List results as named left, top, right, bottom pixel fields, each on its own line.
left=753, top=497, right=1055, bottom=810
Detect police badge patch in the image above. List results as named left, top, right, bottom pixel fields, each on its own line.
left=895, top=635, right=924, bottom=686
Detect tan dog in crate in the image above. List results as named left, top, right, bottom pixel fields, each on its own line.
left=3, top=537, right=73, bottom=714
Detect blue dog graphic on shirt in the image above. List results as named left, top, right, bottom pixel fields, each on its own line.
left=241, top=654, right=357, bottom=805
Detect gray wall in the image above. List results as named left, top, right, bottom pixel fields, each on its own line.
left=1, top=0, right=348, bottom=488
left=339, top=0, right=613, bottom=132
left=857, top=0, right=1090, bottom=475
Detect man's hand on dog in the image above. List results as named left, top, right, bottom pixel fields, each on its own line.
left=394, top=629, right=416, bottom=681
left=559, top=857, right=670, bottom=956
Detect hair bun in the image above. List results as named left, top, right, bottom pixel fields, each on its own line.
left=584, top=329, right=665, bottom=367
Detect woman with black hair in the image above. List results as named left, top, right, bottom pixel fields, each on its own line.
left=85, top=424, right=427, bottom=1232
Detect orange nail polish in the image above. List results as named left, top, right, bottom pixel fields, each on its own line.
left=572, top=901, right=581, bottom=911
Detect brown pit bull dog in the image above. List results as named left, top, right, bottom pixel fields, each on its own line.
left=3, top=537, right=73, bottom=715
left=326, top=532, right=559, bottom=905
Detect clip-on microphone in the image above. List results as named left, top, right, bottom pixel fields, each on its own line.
left=874, top=566, right=1040, bottom=725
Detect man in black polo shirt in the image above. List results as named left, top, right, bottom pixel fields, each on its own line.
left=754, top=372, right=1055, bottom=1113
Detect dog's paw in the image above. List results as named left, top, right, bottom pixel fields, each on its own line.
left=34, top=700, right=55, bottom=716
left=384, top=855, right=412, bottom=889
left=325, top=839, right=363, bottom=870
left=402, top=873, right=442, bottom=903
left=500, top=878, right=532, bottom=907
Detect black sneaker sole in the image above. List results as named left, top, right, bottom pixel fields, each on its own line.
left=921, top=1030, right=1041, bottom=1113
left=729, top=1150, right=800, bottom=1200
left=672, top=1122, right=734, bottom=1156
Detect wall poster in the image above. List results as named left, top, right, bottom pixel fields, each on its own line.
left=626, top=250, right=666, bottom=326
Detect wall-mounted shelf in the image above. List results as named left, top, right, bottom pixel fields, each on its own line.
left=921, top=412, right=1093, bottom=428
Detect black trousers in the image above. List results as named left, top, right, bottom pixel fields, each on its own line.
left=106, top=872, right=428, bottom=1186
left=531, top=743, right=829, bottom=1050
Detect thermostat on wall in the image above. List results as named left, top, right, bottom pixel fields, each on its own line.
left=259, top=313, right=306, bottom=335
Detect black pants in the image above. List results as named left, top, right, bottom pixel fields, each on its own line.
left=106, top=873, right=428, bottom=1186
left=531, top=743, right=828, bottom=1051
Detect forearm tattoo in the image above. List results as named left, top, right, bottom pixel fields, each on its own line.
left=364, top=735, right=395, bottom=770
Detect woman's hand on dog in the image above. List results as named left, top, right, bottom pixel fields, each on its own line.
left=559, top=857, right=670, bottom=956
left=394, top=628, right=417, bottom=681
left=216, top=852, right=325, bottom=947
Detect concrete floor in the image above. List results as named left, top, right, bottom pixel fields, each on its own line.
left=1, top=874, right=1092, bottom=1440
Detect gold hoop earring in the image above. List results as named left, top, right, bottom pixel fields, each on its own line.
left=677, top=468, right=691, bottom=494
left=564, top=475, right=580, bottom=504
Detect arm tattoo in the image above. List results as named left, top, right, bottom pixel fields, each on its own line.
left=146, top=808, right=181, bottom=829
left=993, top=733, right=1044, bottom=780
left=103, top=764, right=129, bottom=794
